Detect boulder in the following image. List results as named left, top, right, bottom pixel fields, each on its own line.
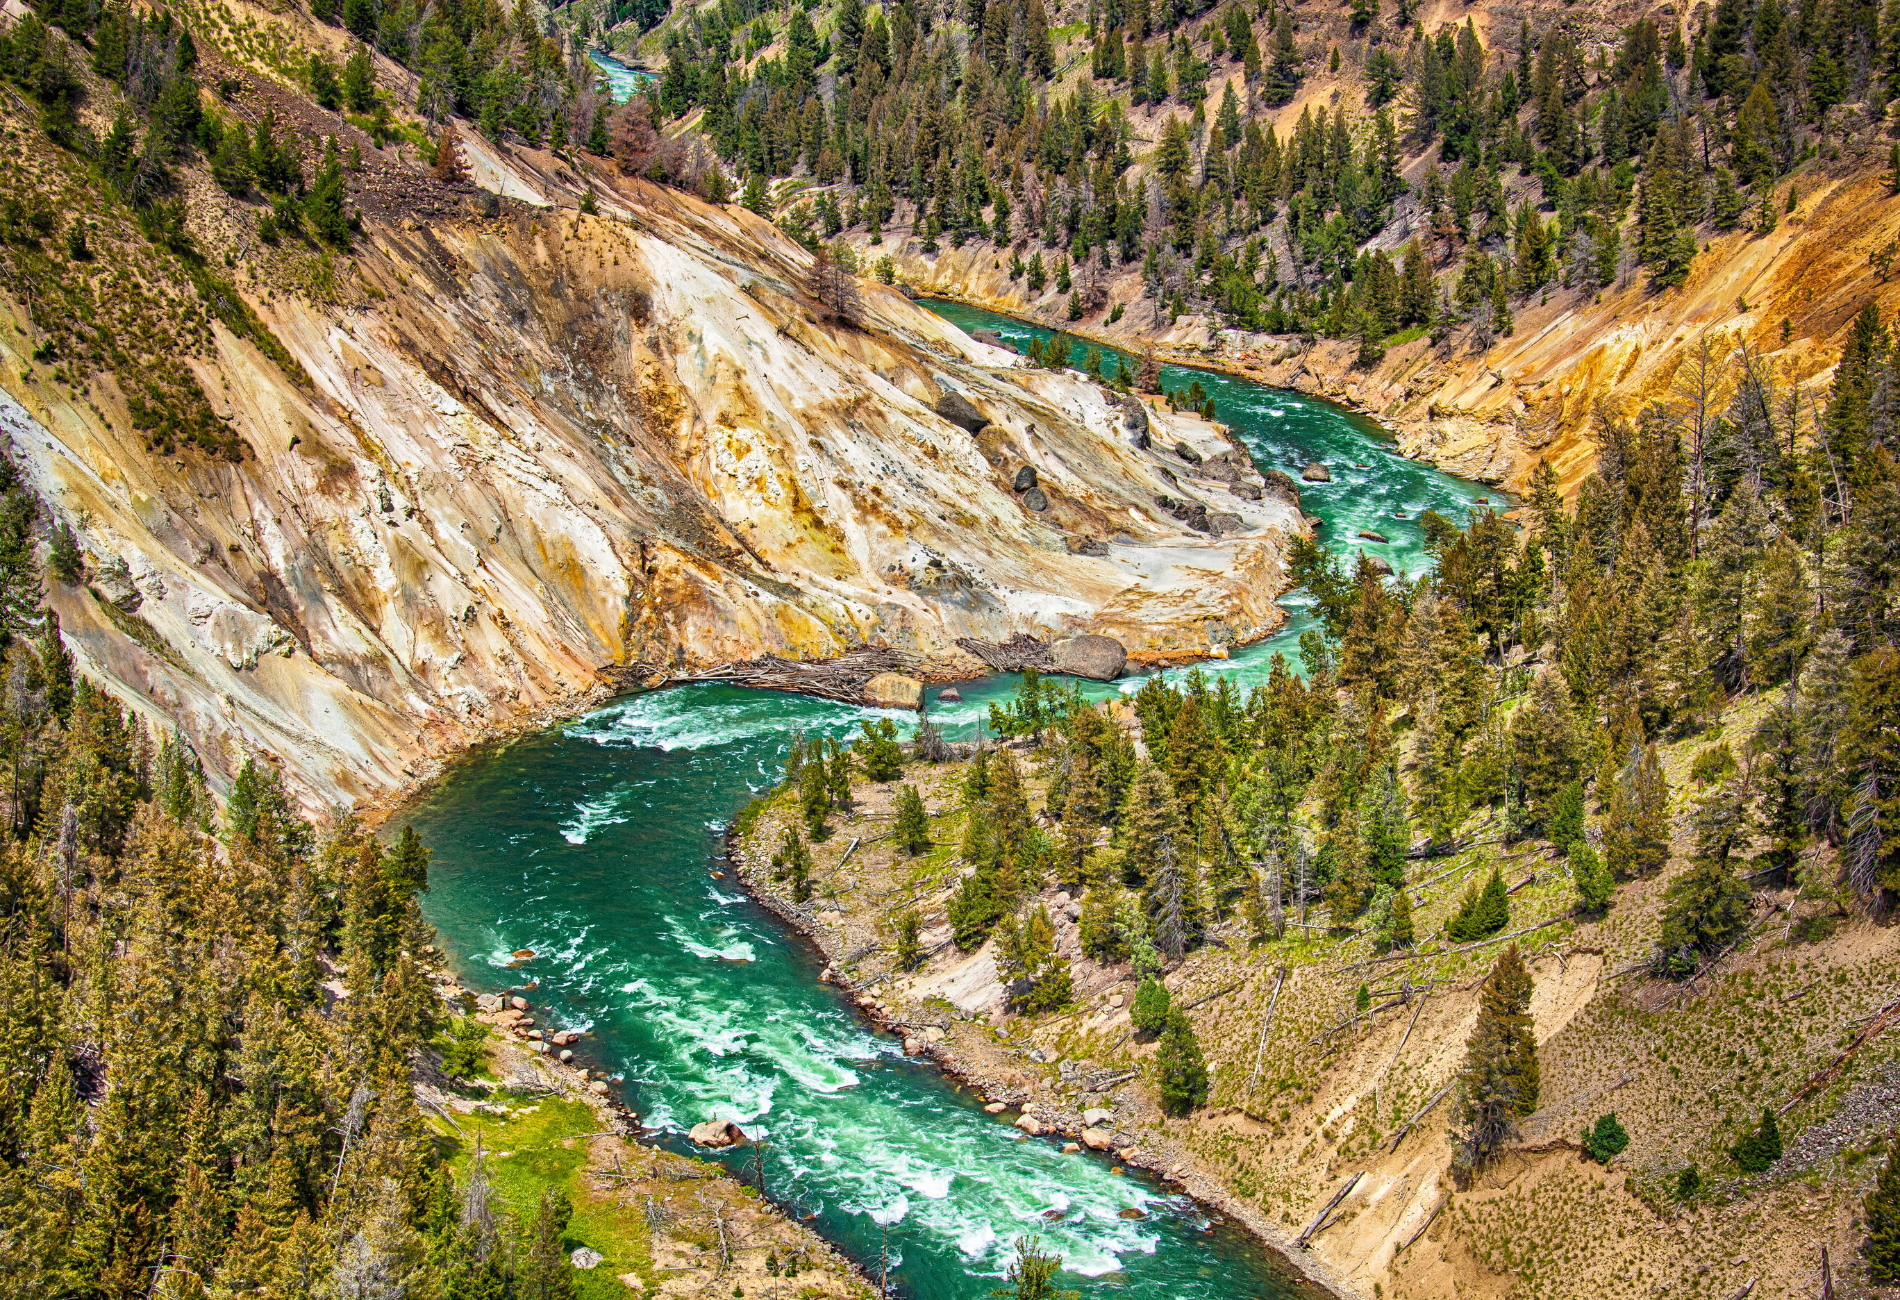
left=863, top=673, right=924, bottom=710
left=934, top=390, right=988, bottom=433
left=589, top=1080, right=610, bottom=1095
left=1207, top=512, right=1246, bottom=535
left=1231, top=480, right=1263, bottom=501
left=1365, top=555, right=1395, bottom=577
left=510, top=996, right=530, bottom=1012
left=1358, top=529, right=1389, bottom=543
left=1013, top=465, right=1039, bottom=492
left=1050, top=634, right=1127, bottom=681
left=1304, top=514, right=1324, bottom=529
left=903, top=1037, right=923, bottom=1056
left=1014, top=1113, right=1043, bottom=1135
left=1068, top=537, right=1110, bottom=557
left=1172, top=440, right=1204, bottom=465
left=984, top=1101, right=1009, bottom=1115
left=1082, top=1108, right=1116, bottom=1127
left=1118, top=1206, right=1147, bottom=1219
left=1080, top=1127, right=1115, bottom=1150
left=571, top=1248, right=604, bottom=1271
left=531, top=1041, right=549, bottom=1054
left=1021, top=487, right=1049, bottom=512
left=1261, top=470, right=1302, bottom=506
left=476, top=993, right=501, bottom=1012
left=936, top=686, right=963, bottom=703
left=1064, top=1142, right=1081, bottom=1154
left=1122, top=399, right=1151, bottom=437
left=1301, top=462, right=1332, bottom=482
left=924, top=1026, right=946, bottom=1043
left=1064, top=902, right=1082, bottom=922
left=559, top=1049, right=574, bottom=1062
left=688, top=1119, right=748, bottom=1148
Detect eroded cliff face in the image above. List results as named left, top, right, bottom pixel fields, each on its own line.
left=873, top=129, right=1900, bottom=502
left=0, top=130, right=1298, bottom=808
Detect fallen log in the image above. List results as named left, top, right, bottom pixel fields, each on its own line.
left=1780, top=989, right=1900, bottom=1115
left=1390, top=1082, right=1457, bottom=1152
left=1401, top=1194, right=1447, bottom=1252
left=1245, top=967, right=1289, bottom=1097
left=1296, top=1171, right=1363, bottom=1247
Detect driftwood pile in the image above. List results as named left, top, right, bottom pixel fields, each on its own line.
left=680, top=647, right=907, bottom=704
left=954, top=633, right=1054, bottom=672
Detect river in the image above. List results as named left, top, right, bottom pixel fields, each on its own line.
left=408, top=303, right=1499, bottom=1298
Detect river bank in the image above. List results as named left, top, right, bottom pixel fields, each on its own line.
left=414, top=955, right=877, bottom=1298
left=891, top=280, right=1536, bottom=495
left=723, top=739, right=1352, bottom=1300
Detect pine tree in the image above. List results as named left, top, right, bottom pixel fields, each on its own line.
left=1510, top=666, right=1581, bottom=822
left=1657, top=855, right=1750, bottom=976
left=1447, top=864, right=1510, bottom=941
left=1572, top=842, right=1614, bottom=913
left=997, top=904, right=1072, bottom=1012
left=1131, top=974, right=1171, bottom=1036
left=770, top=827, right=813, bottom=903
left=1604, top=742, right=1670, bottom=879
left=1452, top=943, right=1539, bottom=1174
left=1155, top=1011, right=1209, bottom=1113
left=893, top=784, right=930, bottom=855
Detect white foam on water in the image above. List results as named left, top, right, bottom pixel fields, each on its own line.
left=664, top=915, right=758, bottom=963
left=868, top=1196, right=910, bottom=1226
left=955, top=1223, right=997, bottom=1257
left=561, top=791, right=628, bottom=844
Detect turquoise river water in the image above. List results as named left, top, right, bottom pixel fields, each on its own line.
left=408, top=303, right=1499, bottom=1298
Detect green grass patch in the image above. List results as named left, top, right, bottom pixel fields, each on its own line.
left=1383, top=324, right=1430, bottom=347
left=434, top=1099, right=653, bottom=1298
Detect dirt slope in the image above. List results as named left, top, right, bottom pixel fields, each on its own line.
left=0, top=15, right=1303, bottom=808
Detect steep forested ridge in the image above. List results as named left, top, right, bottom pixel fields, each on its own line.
left=619, top=0, right=1889, bottom=347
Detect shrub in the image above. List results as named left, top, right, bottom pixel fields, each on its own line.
left=1656, top=859, right=1750, bottom=977
left=856, top=718, right=904, bottom=782
left=1690, top=741, right=1737, bottom=787
left=1866, top=1136, right=1900, bottom=1282
left=770, top=828, right=813, bottom=903
left=441, top=1016, right=489, bottom=1078
left=1447, top=865, right=1510, bottom=942
left=1730, top=1107, right=1783, bottom=1172
left=1582, top=1112, right=1629, bottom=1163
left=1078, top=887, right=1128, bottom=962
left=1131, top=975, right=1171, bottom=1038
left=892, top=910, right=923, bottom=972
left=1676, top=1164, right=1701, bottom=1201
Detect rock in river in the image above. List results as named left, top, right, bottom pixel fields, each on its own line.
left=1302, top=462, right=1332, bottom=482
left=688, top=1118, right=749, bottom=1148
left=1050, top=634, right=1127, bottom=681
left=937, top=686, right=962, bottom=703
left=1358, top=529, right=1389, bottom=543
left=934, top=390, right=988, bottom=434
left=1081, top=1127, right=1114, bottom=1150
left=863, top=672, right=925, bottom=710
left=1364, top=554, right=1395, bottom=576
